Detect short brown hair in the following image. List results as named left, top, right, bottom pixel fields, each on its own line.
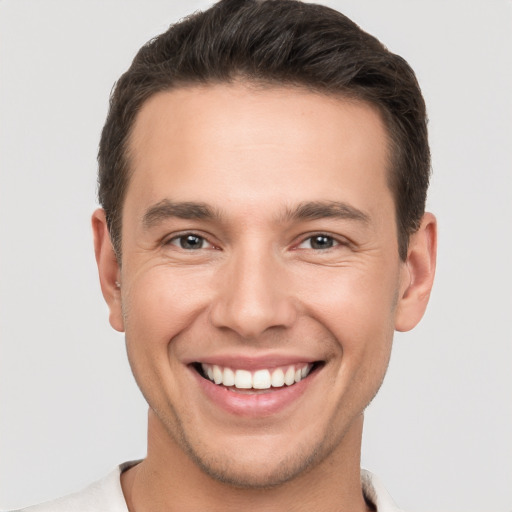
left=98, top=0, right=430, bottom=260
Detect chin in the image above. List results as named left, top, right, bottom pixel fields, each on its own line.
left=188, top=446, right=323, bottom=489
left=174, top=424, right=334, bottom=489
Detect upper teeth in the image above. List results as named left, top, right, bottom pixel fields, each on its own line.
left=201, top=363, right=312, bottom=390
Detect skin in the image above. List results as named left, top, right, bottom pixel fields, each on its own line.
left=93, top=83, right=436, bottom=511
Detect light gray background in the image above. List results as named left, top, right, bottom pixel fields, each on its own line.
left=1, top=1, right=511, bottom=511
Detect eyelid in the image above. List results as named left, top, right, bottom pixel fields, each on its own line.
left=163, top=231, right=217, bottom=249
left=293, top=232, right=350, bottom=250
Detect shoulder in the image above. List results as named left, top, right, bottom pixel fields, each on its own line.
left=361, top=469, right=405, bottom=512
left=13, top=461, right=139, bottom=512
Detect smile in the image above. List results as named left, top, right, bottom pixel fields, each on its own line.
left=190, top=359, right=323, bottom=416
left=199, top=363, right=313, bottom=390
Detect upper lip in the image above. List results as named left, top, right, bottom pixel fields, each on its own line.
left=183, top=353, right=321, bottom=371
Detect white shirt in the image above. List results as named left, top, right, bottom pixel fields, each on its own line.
left=16, top=463, right=403, bottom=512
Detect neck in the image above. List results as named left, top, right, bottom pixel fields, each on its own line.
left=122, top=410, right=370, bottom=512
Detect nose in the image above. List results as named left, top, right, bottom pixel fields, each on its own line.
left=209, top=245, right=297, bottom=339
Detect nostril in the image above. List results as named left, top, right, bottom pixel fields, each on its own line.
left=209, top=299, right=297, bottom=339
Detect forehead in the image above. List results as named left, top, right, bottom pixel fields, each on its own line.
left=125, top=83, right=392, bottom=224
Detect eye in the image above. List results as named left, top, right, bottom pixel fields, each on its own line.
left=297, top=234, right=338, bottom=250
left=167, top=233, right=212, bottom=250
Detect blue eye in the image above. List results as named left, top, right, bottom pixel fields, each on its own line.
left=298, top=235, right=337, bottom=250
left=169, top=234, right=209, bottom=250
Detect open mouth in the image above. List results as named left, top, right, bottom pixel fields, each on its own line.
left=192, top=361, right=323, bottom=392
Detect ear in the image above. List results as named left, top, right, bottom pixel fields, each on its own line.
left=395, top=212, right=437, bottom=332
left=92, top=208, right=125, bottom=332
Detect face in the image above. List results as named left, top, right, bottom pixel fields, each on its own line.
left=94, top=83, right=432, bottom=487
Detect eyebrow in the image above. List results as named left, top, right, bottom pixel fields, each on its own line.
left=281, top=201, right=370, bottom=224
left=142, top=199, right=219, bottom=229
left=142, top=199, right=370, bottom=230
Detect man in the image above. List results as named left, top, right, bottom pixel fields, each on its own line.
left=20, top=0, right=436, bottom=510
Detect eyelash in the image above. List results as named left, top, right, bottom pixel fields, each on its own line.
left=164, top=232, right=348, bottom=252
left=165, top=232, right=215, bottom=250
left=295, top=233, right=349, bottom=251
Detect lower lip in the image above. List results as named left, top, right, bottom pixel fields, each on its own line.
left=191, top=368, right=316, bottom=417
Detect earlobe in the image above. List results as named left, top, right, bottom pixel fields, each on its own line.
left=92, top=208, right=125, bottom=332
left=395, top=213, right=437, bottom=332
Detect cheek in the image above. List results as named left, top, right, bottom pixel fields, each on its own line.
left=123, top=266, right=212, bottom=335
left=120, top=269, right=206, bottom=404
left=298, top=263, right=398, bottom=364
left=120, top=268, right=211, bottom=384
left=300, top=261, right=398, bottom=319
